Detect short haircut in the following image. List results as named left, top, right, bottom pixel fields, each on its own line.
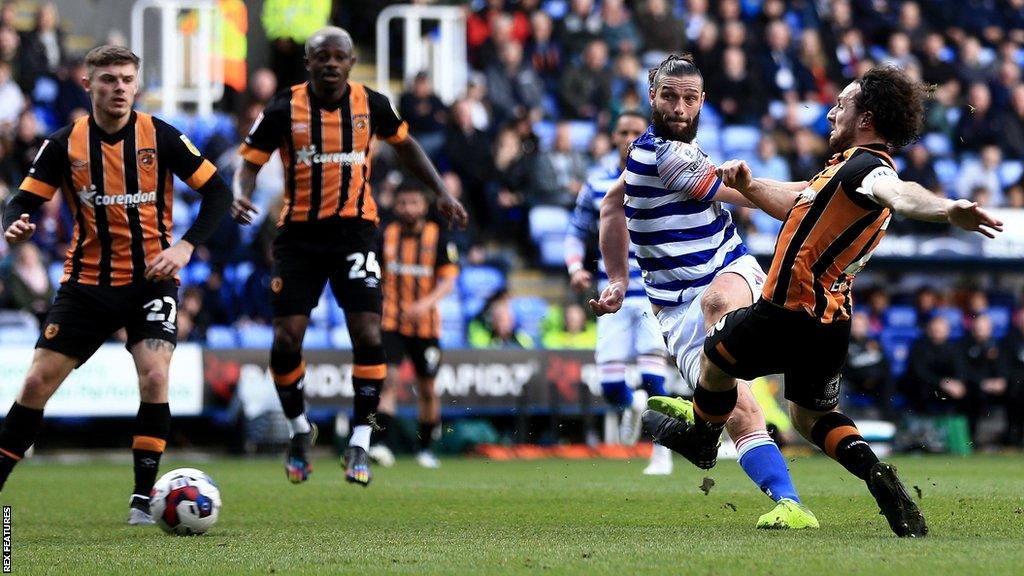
left=616, top=110, right=648, bottom=125
left=648, top=53, right=703, bottom=92
left=395, top=183, right=427, bottom=197
left=854, top=65, right=926, bottom=149
left=84, top=45, right=140, bottom=77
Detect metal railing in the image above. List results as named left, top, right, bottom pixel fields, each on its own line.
left=375, top=4, right=467, bottom=104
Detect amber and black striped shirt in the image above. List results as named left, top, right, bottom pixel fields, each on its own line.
left=381, top=220, right=459, bottom=339
left=239, top=82, right=408, bottom=227
left=763, top=144, right=895, bottom=323
left=19, top=112, right=217, bottom=286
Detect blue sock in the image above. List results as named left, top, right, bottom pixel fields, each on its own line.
left=600, top=380, right=633, bottom=409
left=640, top=372, right=667, bottom=397
left=637, top=355, right=668, bottom=397
left=736, top=432, right=800, bottom=503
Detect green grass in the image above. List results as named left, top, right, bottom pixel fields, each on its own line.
left=2, top=453, right=1023, bottom=575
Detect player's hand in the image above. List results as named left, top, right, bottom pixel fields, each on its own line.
left=437, top=194, right=468, bottom=230
left=231, top=195, right=259, bottom=225
left=569, top=269, right=592, bottom=293
left=146, top=241, right=194, bottom=281
left=947, top=200, right=1003, bottom=238
left=401, top=301, right=431, bottom=322
left=3, top=214, right=36, bottom=244
left=716, top=160, right=753, bottom=192
left=589, top=280, right=625, bottom=316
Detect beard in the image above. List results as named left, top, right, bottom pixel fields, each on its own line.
left=828, top=126, right=853, bottom=152
left=652, top=106, right=700, bottom=143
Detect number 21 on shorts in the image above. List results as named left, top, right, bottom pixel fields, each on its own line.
left=347, top=251, right=381, bottom=279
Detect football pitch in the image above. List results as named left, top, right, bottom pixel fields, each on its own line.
left=2, top=453, right=1022, bottom=575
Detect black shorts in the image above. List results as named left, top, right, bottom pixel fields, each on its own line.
left=383, top=331, right=442, bottom=378
left=36, top=280, right=178, bottom=364
left=703, top=299, right=851, bottom=411
left=271, top=219, right=382, bottom=317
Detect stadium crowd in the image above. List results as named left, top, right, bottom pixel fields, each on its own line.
left=0, top=0, right=1023, bottom=447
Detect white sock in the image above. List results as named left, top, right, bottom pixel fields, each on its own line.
left=288, top=415, right=311, bottom=437
left=349, top=425, right=372, bottom=450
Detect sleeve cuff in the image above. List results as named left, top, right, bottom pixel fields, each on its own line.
left=437, top=263, right=459, bottom=278
left=385, top=122, right=409, bottom=144
left=185, top=159, right=217, bottom=189
left=239, top=143, right=272, bottom=165
left=20, top=176, right=57, bottom=200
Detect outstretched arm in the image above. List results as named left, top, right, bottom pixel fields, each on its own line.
left=231, top=159, right=262, bottom=225
left=590, top=174, right=629, bottom=316
left=392, top=136, right=468, bottom=229
left=871, top=177, right=1003, bottom=237
left=716, top=160, right=802, bottom=220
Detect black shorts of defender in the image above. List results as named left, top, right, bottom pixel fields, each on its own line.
left=383, top=331, right=442, bottom=379
left=703, top=299, right=851, bottom=411
left=36, top=280, right=179, bottom=365
left=271, top=220, right=383, bottom=317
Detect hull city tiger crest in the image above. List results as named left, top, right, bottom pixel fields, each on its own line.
left=137, top=148, right=156, bottom=169
left=44, top=323, right=59, bottom=339
left=353, top=114, right=369, bottom=134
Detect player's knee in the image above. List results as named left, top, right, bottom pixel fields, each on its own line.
left=272, top=325, right=304, bottom=353
left=348, top=322, right=382, bottom=348
left=21, top=370, right=61, bottom=405
left=138, top=366, right=169, bottom=398
left=700, top=289, right=730, bottom=326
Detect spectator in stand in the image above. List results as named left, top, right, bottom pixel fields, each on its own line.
left=9, top=110, right=44, bottom=183
left=900, top=143, right=941, bottom=193
left=557, top=0, right=603, bottom=62
left=0, top=242, right=53, bottom=323
left=760, top=19, right=815, bottom=102
left=914, top=287, right=940, bottom=329
left=533, top=122, right=587, bottom=208
left=924, top=78, right=961, bottom=137
left=468, top=290, right=534, bottom=349
left=834, top=26, right=867, bottom=81
left=525, top=10, right=561, bottom=93
left=864, top=287, right=890, bottom=337
left=484, top=41, right=545, bottom=125
left=899, top=1, right=930, bottom=47
left=177, top=286, right=210, bottom=342
left=52, top=58, right=89, bottom=128
left=248, top=67, right=277, bottom=106
left=541, top=303, right=596, bottom=349
left=467, top=0, right=530, bottom=68
left=399, top=71, right=448, bottom=161
left=464, top=73, right=492, bottom=131
left=600, top=0, right=640, bottom=57
left=902, top=315, right=967, bottom=415
left=708, top=47, right=766, bottom=125
left=745, top=137, right=790, bottom=236
left=882, top=31, right=920, bottom=71
left=608, top=52, right=646, bottom=117
left=917, top=33, right=957, bottom=87
left=1000, top=84, right=1024, bottom=159
left=475, top=13, right=517, bottom=71
left=689, top=20, right=719, bottom=75
left=842, top=311, right=890, bottom=416
left=635, top=0, right=685, bottom=61
left=0, top=24, right=19, bottom=73
left=999, top=308, right=1024, bottom=447
left=0, top=60, right=23, bottom=130
left=955, top=82, right=1002, bottom=151
left=787, top=128, right=825, bottom=182
left=558, top=39, right=611, bottom=123
left=489, top=126, right=534, bottom=245
left=960, top=314, right=1008, bottom=445
left=955, top=36, right=993, bottom=88
left=798, top=29, right=840, bottom=104
left=237, top=197, right=281, bottom=326
left=715, top=0, right=742, bottom=23
left=17, top=2, right=66, bottom=92
left=957, top=144, right=1003, bottom=204
left=444, top=99, right=493, bottom=227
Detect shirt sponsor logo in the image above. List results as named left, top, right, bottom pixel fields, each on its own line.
left=78, top=185, right=157, bottom=208
left=295, top=145, right=366, bottom=167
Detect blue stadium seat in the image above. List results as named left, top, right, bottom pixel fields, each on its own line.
left=986, top=306, right=1011, bottom=339
left=186, top=261, right=212, bottom=285
left=238, top=325, right=274, bottom=348
left=720, top=125, right=760, bottom=157
left=880, top=332, right=915, bottom=378
left=533, top=120, right=556, bottom=150
left=205, top=325, right=238, bottom=348
left=511, top=296, right=550, bottom=339
left=528, top=205, right=570, bottom=241
left=999, top=160, right=1024, bottom=188
left=933, top=158, right=958, bottom=194
left=305, top=326, right=331, bottom=349
left=922, top=132, right=952, bottom=157
left=330, top=326, right=353, bottom=349
left=884, top=305, right=917, bottom=329
left=458, top=266, right=505, bottom=302
left=48, top=262, right=63, bottom=288
left=934, top=307, right=964, bottom=339
left=538, top=234, right=568, bottom=268
left=567, top=121, right=597, bottom=151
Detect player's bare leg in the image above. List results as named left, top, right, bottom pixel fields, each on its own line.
left=271, top=315, right=317, bottom=484
left=343, top=311, right=386, bottom=486
left=790, top=404, right=926, bottom=537
left=127, top=339, right=174, bottom=524
left=0, top=349, right=77, bottom=492
left=415, top=376, right=441, bottom=468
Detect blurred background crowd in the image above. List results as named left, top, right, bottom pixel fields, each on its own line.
left=0, top=0, right=1022, bottom=448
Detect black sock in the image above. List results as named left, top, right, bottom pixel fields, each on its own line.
left=0, top=402, right=44, bottom=490
left=419, top=421, right=438, bottom=452
left=271, top=349, right=306, bottom=419
left=373, top=412, right=395, bottom=448
left=132, top=402, right=171, bottom=497
left=811, top=411, right=879, bottom=481
left=692, top=385, right=737, bottom=433
left=352, top=346, right=386, bottom=427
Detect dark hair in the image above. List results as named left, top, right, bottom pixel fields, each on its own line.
left=616, top=109, right=647, bottom=125
left=395, top=183, right=426, bottom=197
left=854, top=65, right=926, bottom=149
left=84, top=45, right=140, bottom=76
left=648, top=53, right=703, bottom=91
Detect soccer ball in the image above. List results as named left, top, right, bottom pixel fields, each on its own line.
left=150, top=467, right=222, bottom=535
